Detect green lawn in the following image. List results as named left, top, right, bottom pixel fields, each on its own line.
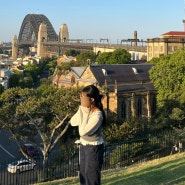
left=35, top=152, right=185, bottom=185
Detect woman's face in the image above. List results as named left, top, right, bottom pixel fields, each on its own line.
left=80, top=92, right=92, bottom=108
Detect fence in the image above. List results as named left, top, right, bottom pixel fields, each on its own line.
left=0, top=131, right=181, bottom=185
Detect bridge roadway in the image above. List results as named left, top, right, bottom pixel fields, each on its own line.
left=43, top=41, right=147, bottom=52
left=0, top=42, right=147, bottom=57
left=16, top=39, right=147, bottom=52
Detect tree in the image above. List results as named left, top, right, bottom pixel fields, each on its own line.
left=45, top=59, right=57, bottom=75
left=8, top=70, right=23, bottom=88
left=110, top=49, right=131, bottom=64
left=19, top=76, right=34, bottom=88
left=0, top=84, right=4, bottom=94
left=169, top=107, right=185, bottom=129
left=75, top=51, right=96, bottom=66
left=52, top=62, right=72, bottom=87
left=8, top=57, right=56, bottom=88
left=96, top=48, right=131, bottom=64
left=96, top=52, right=112, bottom=64
left=104, top=117, right=150, bottom=142
left=65, top=49, right=80, bottom=57
left=0, top=86, right=81, bottom=170
left=149, top=49, right=185, bottom=107
left=149, top=49, right=185, bottom=128
left=24, top=63, right=40, bottom=83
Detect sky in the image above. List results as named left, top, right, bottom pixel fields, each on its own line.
left=0, top=0, right=184, bottom=43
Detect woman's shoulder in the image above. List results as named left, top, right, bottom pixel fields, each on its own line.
left=90, top=110, right=103, bottom=117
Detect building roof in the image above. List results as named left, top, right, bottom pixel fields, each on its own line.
left=70, top=66, right=86, bottom=78
left=108, top=82, right=155, bottom=93
left=89, top=64, right=154, bottom=84
left=162, top=31, right=185, bottom=37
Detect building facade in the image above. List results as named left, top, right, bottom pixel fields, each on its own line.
left=147, top=31, right=185, bottom=61
left=58, top=64, right=157, bottom=121
left=80, top=64, right=156, bottom=120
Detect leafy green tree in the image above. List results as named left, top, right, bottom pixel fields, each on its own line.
left=0, top=86, right=81, bottom=169
left=39, top=57, right=57, bottom=75
left=96, top=52, right=112, bottom=64
left=147, top=54, right=169, bottom=64
left=96, top=49, right=131, bottom=64
left=110, top=49, right=131, bottom=64
left=149, top=49, right=185, bottom=129
left=149, top=49, right=185, bottom=107
left=0, top=84, right=4, bottom=94
left=24, top=63, right=40, bottom=83
left=19, top=76, right=34, bottom=88
left=52, top=62, right=72, bottom=87
left=8, top=70, right=23, bottom=88
left=45, top=59, right=57, bottom=75
left=75, top=51, right=96, bottom=66
left=104, top=117, right=150, bottom=142
left=8, top=57, right=57, bottom=88
left=37, top=78, right=54, bottom=97
left=65, top=49, right=80, bottom=57
left=169, top=107, right=185, bottom=129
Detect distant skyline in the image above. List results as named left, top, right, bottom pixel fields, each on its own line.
left=0, top=0, right=184, bottom=43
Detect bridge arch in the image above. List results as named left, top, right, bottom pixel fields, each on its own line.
left=18, top=14, right=58, bottom=44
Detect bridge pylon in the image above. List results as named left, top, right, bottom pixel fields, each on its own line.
left=12, top=35, right=18, bottom=61
left=59, top=24, right=69, bottom=42
left=37, top=23, right=48, bottom=58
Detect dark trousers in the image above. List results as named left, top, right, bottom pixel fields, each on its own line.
left=79, top=144, right=104, bottom=185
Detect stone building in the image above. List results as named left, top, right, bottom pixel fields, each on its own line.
left=52, top=66, right=86, bottom=88
left=52, top=63, right=156, bottom=120
left=77, top=64, right=156, bottom=121
left=147, top=31, right=185, bottom=61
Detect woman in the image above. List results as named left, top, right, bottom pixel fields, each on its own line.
left=70, top=85, right=106, bottom=185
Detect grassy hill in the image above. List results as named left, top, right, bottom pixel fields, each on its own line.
left=35, top=152, right=185, bottom=185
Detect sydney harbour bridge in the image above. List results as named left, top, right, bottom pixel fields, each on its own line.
left=3, top=14, right=147, bottom=61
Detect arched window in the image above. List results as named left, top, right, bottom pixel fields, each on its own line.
left=121, top=100, right=127, bottom=119
left=137, top=98, right=142, bottom=116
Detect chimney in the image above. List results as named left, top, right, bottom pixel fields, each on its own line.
left=134, top=31, right=137, bottom=46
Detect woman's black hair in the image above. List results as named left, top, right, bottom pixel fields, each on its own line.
left=82, top=85, right=106, bottom=127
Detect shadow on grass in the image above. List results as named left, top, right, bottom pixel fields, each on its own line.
left=102, top=156, right=185, bottom=185
left=36, top=153, right=185, bottom=185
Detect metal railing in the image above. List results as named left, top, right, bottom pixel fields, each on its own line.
left=0, top=131, right=180, bottom=185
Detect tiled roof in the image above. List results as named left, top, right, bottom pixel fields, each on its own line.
left=162, top=31, right=185, bottom=37
left=89, top=64, right=154, bottom=84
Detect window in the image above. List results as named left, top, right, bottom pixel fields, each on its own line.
left=174, top=46, right=178, bottom=51
left=160, top=46, right=163, bottom=52
left=137, top=98, right=142, bottom=116
left=151, top=96, right=157, bottom=116
left=121, top=100, right=127, bottom=119
left=168, top=46, right=172, bottom=52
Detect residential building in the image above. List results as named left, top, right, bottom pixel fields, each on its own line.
left=0, top=69, right=12, bottom=89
